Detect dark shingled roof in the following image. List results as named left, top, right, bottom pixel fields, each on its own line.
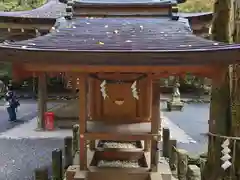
left=74, top=0, right=175, bottom=3
left=0, top=17, right=228, bottom=50
left=0, top=16, right=240, bottom=65
left=73, top=0, right=173, bottom=8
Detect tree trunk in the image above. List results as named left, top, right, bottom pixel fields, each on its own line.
left=211, top=0, right=234, bottom=43
left=230, top=0, right=240, bottom=178
left=204, top=0, right=234, bottom=179
left=204, top=72, right=231, bottom=180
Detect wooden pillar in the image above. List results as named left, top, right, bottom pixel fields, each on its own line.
left=78, top=74, right=88, bottom=170
left=144, top=78, right=152, bottom=151
left=88, top=78, right=95, bottom=150
left=150, top=80, right=161, bottom=172
left=37, top=73, right=47, bottom=130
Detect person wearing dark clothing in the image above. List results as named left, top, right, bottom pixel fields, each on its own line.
left=5, top=86, right=20, bottom=121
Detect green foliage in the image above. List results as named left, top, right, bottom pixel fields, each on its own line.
left=0, top=0, right=46, bottom=11
left=179, top=0, right=214, bottom=13
left=0, top=63, right=11, bottom=78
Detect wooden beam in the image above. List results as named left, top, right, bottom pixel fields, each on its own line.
left=37, top=72, right=47, bottom=130
left=78, top=74, right=88, bottom=170
left=150, top=80, right=161, bottom=172
left=84, top=132, right=155, bottom=141
left=0, top=23, right=52, bottom=30
left=144, top=77, right=152, bottom=151
left=74, top=6, right=170, bottom=17
left=23, top=64, right=218, bottom=77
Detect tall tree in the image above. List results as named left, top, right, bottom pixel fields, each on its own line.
left=229, top=0, right=240, bottom=178
left=204, top=0, right=234, bottom=179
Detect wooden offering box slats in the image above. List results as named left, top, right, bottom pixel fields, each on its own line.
left=89, top=151, right=149, bottom=172
left=97, top=140, right=143, bottom=152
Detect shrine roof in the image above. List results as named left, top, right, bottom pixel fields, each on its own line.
left=0, top=17, right=240, bottom=65
left=73, top=0, right=173, bottom=7
left=0, top=17, right=222, bottom=50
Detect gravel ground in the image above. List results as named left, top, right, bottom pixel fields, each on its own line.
left=0, top=138, right=64, bottom=180
left=162, top=102, right=209, bottom=154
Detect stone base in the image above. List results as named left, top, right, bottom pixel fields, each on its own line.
left=166, top=100, right=184, bottom=111
left=65, top=166, right=167, bottom=180
left=66, top=152, right=173, bottom=180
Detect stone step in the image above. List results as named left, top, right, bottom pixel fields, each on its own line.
left=65, top=165, right=173, bottom=180
left=171, top=176, right=178, bottom=180
left=66, top=165, right=80, bottom=180
left=158, top=157, right=172, bottom=180
left=87, top=171, right=150, bottom=180
left=66, top=155, right=173, bottom=180
left=74, top=170, right=87, bottom=180
left=55, top=118, right=78, bottom=129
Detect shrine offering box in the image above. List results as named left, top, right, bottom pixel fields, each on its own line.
left=97, top=140, right=143, bottom=152
left=89, top=151, right=148, bottom=172
left=89, top=74, right=151, bottom=124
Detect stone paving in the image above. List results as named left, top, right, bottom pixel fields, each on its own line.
left=0, top=117, right=72, bottom=139
left=0, top=138, right=64, bottom=180
left=162, top=101, right=209, bottom=155
left=0, top=100, right=68, bottom=180
left=161, top=115, right=197, bottom=144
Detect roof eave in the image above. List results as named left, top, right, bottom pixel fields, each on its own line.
left=0, top=46, right=240, bottom=66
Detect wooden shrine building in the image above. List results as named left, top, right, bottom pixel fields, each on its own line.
left=0, top=0, right=237, bottom=179
left=0, top=0, right=215, bottom=128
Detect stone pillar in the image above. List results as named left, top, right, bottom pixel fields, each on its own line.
left=177, top=149, right=188, bottom=180
left=162, top=128, right=170, bottom=158
left=37, top=73, right=47, bottom=130
left=187, top=165, right=201, bottom=180
left=150, top=80, right=161, bottom=172
left=169, top=139, right=178, bottom=177
left=72, top=124, right=79, bottom=154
